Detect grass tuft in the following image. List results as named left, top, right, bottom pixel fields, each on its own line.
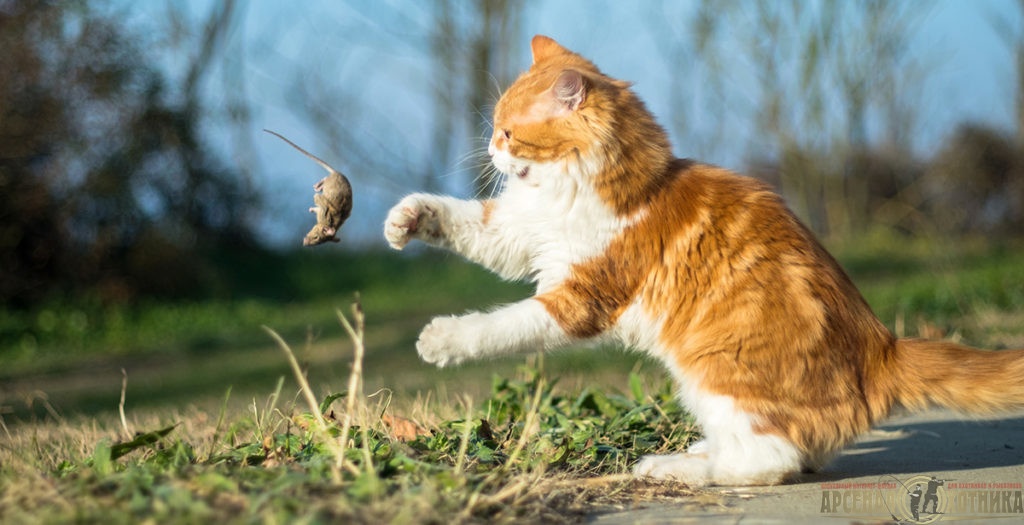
left=0, top=299, right=697, bottom=523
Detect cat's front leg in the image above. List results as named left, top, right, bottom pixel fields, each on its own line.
left=384, top=193, right=533, bottom=280
left=416, top=300, right=569, bottom=367
left=384, top=194, right=447, bottom=249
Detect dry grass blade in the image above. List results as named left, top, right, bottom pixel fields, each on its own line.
left=336, top=295, right=370, bottom=475
left=118, top=368, right=131, bottom=440
left=261, top=324, right=354, bottom=480
left=502, top=372, right=546, bottom=472
left=262, top=326, right=327, bottom=430
left=453, top=397, right=474, bottom=477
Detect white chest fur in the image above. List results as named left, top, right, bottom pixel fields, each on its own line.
left=490, top=160, right=631, bottom=291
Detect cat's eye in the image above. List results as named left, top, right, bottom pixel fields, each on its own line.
left=502, top=129, right=512, bottom=140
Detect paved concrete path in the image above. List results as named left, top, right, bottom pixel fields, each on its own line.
left=591, top=410, right=1024, bottom=524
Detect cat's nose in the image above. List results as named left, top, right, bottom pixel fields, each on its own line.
left=487, top=139, right=496, bottom=157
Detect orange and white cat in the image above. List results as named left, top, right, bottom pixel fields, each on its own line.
left=384, top=35, right=1024, bottom=486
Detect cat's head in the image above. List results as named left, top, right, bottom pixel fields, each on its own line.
left=488, top=36, right=672, bottom=211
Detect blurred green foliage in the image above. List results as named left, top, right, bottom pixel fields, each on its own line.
left=1, top=240, right=1022, bottom=421
left=0, top=250, right=529, bottom=371
left=0, top=1, right=257, bottom=307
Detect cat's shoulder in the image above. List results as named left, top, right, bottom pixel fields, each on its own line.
left=666, top=158, right=780, bottom=203
left=671, top=158, right=771, bottom=187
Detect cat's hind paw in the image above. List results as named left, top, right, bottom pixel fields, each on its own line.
left=633, top=453, right=712, bottom=487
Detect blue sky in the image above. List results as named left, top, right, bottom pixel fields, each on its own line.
left=117, top=0, right=1022, bottom=247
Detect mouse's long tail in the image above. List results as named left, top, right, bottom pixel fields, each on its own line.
left=263, top=128, right=339, bottom=176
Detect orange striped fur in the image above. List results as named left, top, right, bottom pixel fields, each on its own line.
left=385, top=35, right=1024, bottom=486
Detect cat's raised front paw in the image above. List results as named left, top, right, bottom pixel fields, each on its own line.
left=416, top=314, right=482, bottom=367
left=384, top=195, right=442, bottom=249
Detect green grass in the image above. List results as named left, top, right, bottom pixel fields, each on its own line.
left=2, top=237, right=1023, bottom=420
left=1, top=237, right=1023, bottom=523
left=0, top=250, right=536, bottom=419
left=1, top=329, right=696, bottom=524
left=0, top=250, right=529, bottom=372
left=831, top=234, right=1024, bottom=347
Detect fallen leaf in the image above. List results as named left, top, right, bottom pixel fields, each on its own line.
left=382, top=414, right=428, bottom=441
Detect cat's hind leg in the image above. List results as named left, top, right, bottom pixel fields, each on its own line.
left=634, top=431, right=801, bottom=487
left=634, top=391, right=802, bottom=487
left=634, top=453, right=713, bottom=487
left=684, top=438, right=709, bottom=454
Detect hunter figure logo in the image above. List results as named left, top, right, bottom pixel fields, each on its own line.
left=820, top=475, right=1023, bottom=523
left=897, top=476, right=947, bottom=523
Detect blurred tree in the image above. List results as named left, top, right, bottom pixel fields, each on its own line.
left=432, top=0, right=525, bottom=195
left=989, top=0, right=1024, bottom=145
left=652, top=0, right=734, bottom=163
left=291, top=0, right=525, bottom=197
left=924, top=125, right=1024, bottom=235
left=0, top=1, right=258, bottom=306
left=908, top=0, right=1024, bottom=237
left=657, top=0, right=926, bottom=239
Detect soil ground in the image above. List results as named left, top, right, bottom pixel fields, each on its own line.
left=591, top=410, right=1024, bottom=524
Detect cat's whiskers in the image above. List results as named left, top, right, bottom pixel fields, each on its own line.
left=484, top=71, right=505, bottom=107
left=470, top=164, right=505, bottom=200
left=432, top=142, right=505, bottom=200
left=454, top=145, right=491, bottom=169
left=429, top=143, right=487, bottom=184
left=461, top=135, right=506, bottom=196
left=473, top=104, right=498, bottom=133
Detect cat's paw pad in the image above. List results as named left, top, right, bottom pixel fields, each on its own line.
left=384, top=195, right=442, bottom=249
left=416, top=315, right=479, bottom=367
left=633, top=453, right=711, bottom=487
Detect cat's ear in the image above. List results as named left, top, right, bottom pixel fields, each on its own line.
left=531, top=35, right=570, bottom=64
left=553, top=70, right=586, bottom=112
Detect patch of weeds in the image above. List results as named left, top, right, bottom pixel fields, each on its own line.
left=1, top=300, right=699, bottom=524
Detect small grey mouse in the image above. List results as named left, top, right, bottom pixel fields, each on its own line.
left=264, top=129, right=353, bottom=246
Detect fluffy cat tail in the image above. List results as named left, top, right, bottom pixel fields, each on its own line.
left=890, top=338, right=1024, bottom=415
